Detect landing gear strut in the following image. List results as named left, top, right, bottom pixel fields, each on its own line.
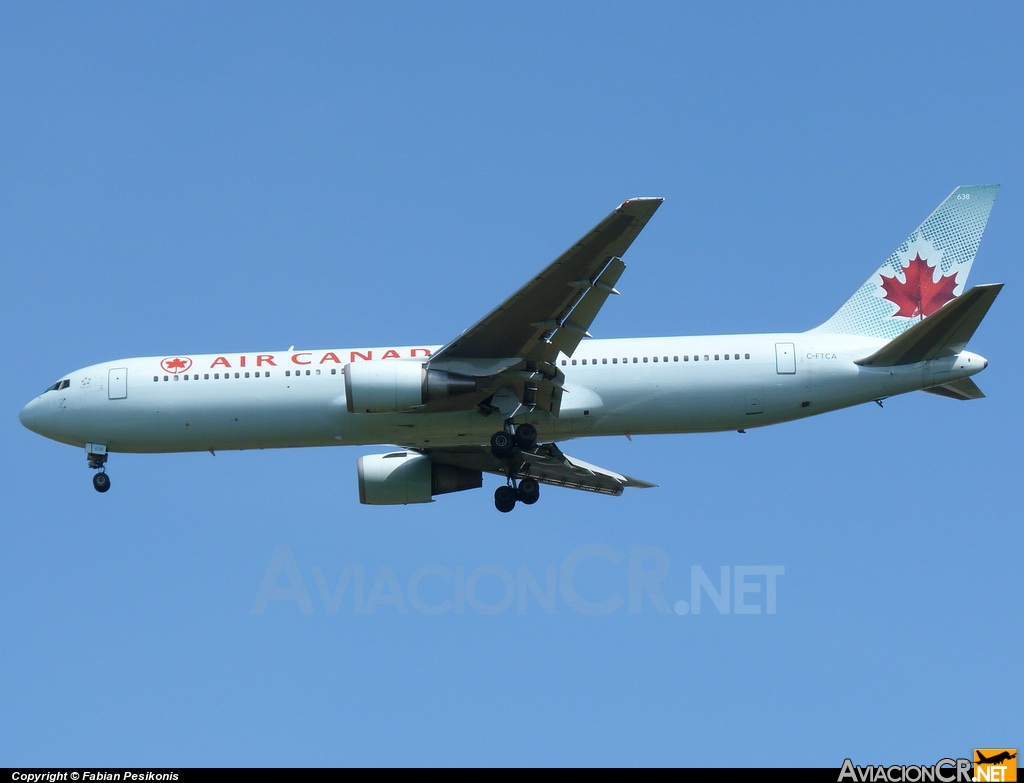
left=86, top=443, right=110, bottom=493
left=489, top=420, right=542, bottom=511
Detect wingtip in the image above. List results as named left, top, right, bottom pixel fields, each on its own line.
left=619, top=197, right=665, bottom=216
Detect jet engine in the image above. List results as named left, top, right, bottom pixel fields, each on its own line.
left=357, top=452, right=482, bottom=505
left=344, top=361, right=477, bottom=413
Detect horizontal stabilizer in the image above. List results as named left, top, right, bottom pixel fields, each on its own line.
left=922, top=378, right=985, bottom=400
left=855, top=284, right=1002, bottom=367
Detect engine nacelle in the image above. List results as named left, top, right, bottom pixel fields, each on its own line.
left=357, top=452, right=482, bottom=505
left=344, top=361, right=477, bottom=413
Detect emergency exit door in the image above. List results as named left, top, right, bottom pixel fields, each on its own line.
left=775, top=343, right=796, bottom=374
left=108, top=368, right=127, bottom=399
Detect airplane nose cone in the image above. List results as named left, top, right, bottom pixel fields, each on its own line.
left=19, top=397, right=47, bottom=435
left=20, top=399, right=37, bottom=431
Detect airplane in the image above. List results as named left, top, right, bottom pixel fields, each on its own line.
left=976, top=751, right=1016, bottom=765
left=19, top=186, right=1002, bottom=512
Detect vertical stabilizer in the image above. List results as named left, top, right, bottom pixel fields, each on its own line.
left=812, top=185, right=998, bottom=340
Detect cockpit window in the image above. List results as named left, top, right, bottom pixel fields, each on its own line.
left=44, top=379, right=70, bottom=392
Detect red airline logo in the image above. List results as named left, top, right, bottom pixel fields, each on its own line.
left=160, top=357, right=193, bottom=374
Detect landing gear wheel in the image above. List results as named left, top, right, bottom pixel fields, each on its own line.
left=517, top=478, right=540, bottom=505
left=92, top=472, right=111, bottom=493
left=490, top=431, right=515, bottom=459
left=514, top=423, right=538, bottom=451
left=494, top=485, right=517, bottom=513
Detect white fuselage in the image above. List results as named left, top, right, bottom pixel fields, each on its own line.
left=19, top=333, right=988, bottom=454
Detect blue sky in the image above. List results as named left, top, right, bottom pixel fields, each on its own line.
left=2, top=2, right=1021, bottom=767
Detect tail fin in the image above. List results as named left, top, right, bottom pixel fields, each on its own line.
left=812, top=185, right=998, bottom=340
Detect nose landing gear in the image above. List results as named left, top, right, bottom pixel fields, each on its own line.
left=86, top=443, right=110, bottom=493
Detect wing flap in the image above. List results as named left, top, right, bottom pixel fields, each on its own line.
left=422, top=443, right=657, bottom=497
left=547, top=257, right=626, bottom=358
left=519, top=443, right=657, bottom=495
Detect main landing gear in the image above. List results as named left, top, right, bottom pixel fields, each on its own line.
left=493, top=477, right=540, bottom=513
left=489, top=422, right=537, bottom=458
left=489, top=422, right=541, bottom=512
left=87, top=443, right=110, bottom=493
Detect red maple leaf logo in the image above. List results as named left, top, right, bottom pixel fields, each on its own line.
left=160, top=356, right=193, bottom=374
left=879, top=254, right=958, bottom=318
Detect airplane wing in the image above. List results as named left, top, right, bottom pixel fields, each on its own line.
left=423, top=443, right=657, bottom=496
left=431, top=198, right=663, bottom=365
left=424, top=197, right=663, bottom=415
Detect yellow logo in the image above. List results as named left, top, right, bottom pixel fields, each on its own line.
left=974, top=750, right=1017, bottom=782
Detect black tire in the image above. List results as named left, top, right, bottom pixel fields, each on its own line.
left=490, top=431, right=515, bottom=459
left=517, top=478, right=540, bottom=505
left=93, top=472, right=111, bottom=493
left=514, top=423, right=538, bottom=451
left=494, top=485, right=517, bottom=513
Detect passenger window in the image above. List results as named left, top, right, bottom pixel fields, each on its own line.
left=582, top=359, right=587, bottom=365
left=571, top=360, right=577, bottom=366
left=684, top=356, right=689, bottom=362
left=153, top=376, right=158, bottom=382
left=704, top=355, right=709, bottom=361
left=234, top=373, right=240, bottom=379
left=204, top=374, right=209, bottom=380
left=653, top=356, right=658, bottom=363
left=724, top=354, right=730, bottom=360
left=643, top=357, right=648, bottom=363
left=602, top=358, right=607, bottom=364
left=612, top=358, right=618, bottom=364
left=734, top=354, right=740, bottom=360
left=632, top=358, right=638, bottom=363
left=745, top=353, right=750, bottom=359
left=715, top=354, right=719, bottom=360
